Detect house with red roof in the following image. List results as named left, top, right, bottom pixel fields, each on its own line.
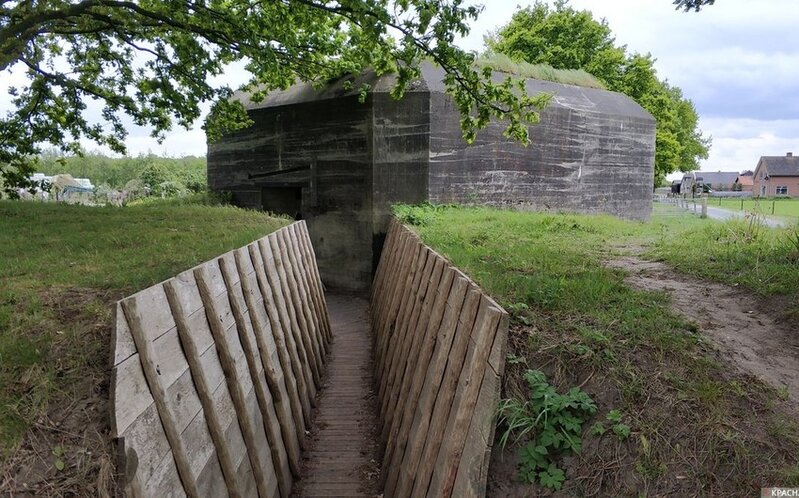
left=734, top=170, right=754, bottom=192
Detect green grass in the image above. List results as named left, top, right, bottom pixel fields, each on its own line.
left=397, top=204, right=799, bottom=495
left=0, top=199, right=288, bottom=470
left=711, top=197, right=799, bottom=222
left=651, top=208, right=799, bottom=316
left=475, top=53, right=607, bottom=89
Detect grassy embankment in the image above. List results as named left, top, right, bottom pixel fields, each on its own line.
left=0, top=198, right=287, bottom=494
left=653, top=205, right=799, bottom=318
left=397, top=203, right=799, bottom=496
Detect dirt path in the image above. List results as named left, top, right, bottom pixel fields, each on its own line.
left=606, top=250, right=799, bottom=403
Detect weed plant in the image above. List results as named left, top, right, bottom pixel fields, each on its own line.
left=498, top=370, right=596, bottom=490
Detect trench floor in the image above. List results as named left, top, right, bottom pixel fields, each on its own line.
left=293, top=294, right=382, bottom=497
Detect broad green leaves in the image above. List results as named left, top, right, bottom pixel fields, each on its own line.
left=498, top=369, right=597, bottom=490
left=674, top=0, right=715, bottom=11
left=0, top=0, right=546, bottom=191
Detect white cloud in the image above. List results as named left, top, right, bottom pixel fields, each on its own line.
left=464, top=0, right=799, bottom=173
left=0, top=62, right=29, bottom=114
left=112, top=127, right=207, bottom=157
left=695, top=117, right=799, bottom=172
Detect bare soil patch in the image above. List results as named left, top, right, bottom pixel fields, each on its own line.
left=1, top=288, right=119, bottom=497
left=606, top=251, right=799, bottom=403
left=486, top=253, right=799, bottom=497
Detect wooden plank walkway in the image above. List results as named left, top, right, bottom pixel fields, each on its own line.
left=293, top=294, right=382, bottom=497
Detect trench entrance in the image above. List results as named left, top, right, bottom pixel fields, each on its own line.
left=261, top=185, right=304, bottom=220
left=293, top=295, right=382, bottom=496
left=111, top=220, right=507, bottom=498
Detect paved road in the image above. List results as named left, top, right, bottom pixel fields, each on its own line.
left=704, top=205, right=789, bottom=228
left=657, top=199, right=790, bottom=228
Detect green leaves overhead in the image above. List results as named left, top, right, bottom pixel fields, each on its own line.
left=488, top=1, right=711, bottom=186
left=673, top=0, right=715, bottom=11
left=0, top=0, right=547, bottom=188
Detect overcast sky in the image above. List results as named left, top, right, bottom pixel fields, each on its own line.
left=465, top=0, right=799, bottom=176
left=2, top=0, right=797, bottom=175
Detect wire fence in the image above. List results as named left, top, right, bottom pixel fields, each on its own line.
left=653, top=196, right=702, bottom=218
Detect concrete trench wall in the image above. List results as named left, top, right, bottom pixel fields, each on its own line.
left=110, top=221, right=331, bottom=497
left=371, top=219, right=510, bottom=498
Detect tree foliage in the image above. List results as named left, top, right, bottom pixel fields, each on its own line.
left=34, top=149, right=206, bottom=189
left=0, top=0, right=550, bottom=191
left=487, top=1, right=710, bottom=186
left=674, top=0, right=715, bottom=11
left=1, top=150, right=208, bottom=200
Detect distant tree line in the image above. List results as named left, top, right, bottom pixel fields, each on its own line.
left=35, top=150, right=207, bottom=195
left=486, top=1, right=711, bottom=187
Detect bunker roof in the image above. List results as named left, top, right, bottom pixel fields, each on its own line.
left=233, top=62, right=654, bottom=122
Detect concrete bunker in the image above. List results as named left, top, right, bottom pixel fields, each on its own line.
left=208, top=63, right=656, bottom=292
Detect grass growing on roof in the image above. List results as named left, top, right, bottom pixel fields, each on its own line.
left=396, top=204, right=799, bottom=495
left=0, top=198, right=288, bottom=493
left=475, top=53, right=606, bottom=89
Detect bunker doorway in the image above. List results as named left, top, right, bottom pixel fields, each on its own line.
left=262, top=186, right=303, bottom=220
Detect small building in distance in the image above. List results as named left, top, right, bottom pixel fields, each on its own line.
left=208, top=64, right=656, bottom=291
left=695, top=171, right=739, bottom=192
left=753, top=153, right=799, bottom=197
left=677, top=170, right=755, bottom=196
left=734, top=170, right=754, bottom=192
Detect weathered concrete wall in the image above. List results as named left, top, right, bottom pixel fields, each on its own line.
left=209, top=85, right=432, bottom=291
left=208, top=66, right=656, bottom=291
left=427, top=74, right=656, bottom=221
left=208, top=95, right=374, bottom=292
left=371, top=89, right=430, bottom=271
